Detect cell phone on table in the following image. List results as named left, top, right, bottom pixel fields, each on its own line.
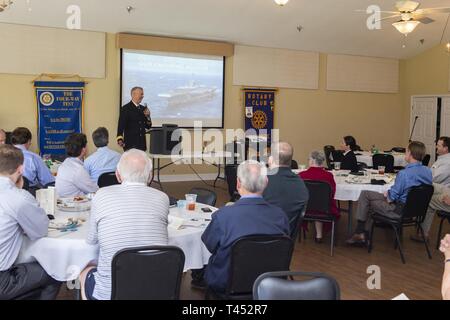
left=201, top=207, right=212, bottom=213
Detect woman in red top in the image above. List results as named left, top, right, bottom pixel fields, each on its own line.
left=299, top=150, right=340, bottom=242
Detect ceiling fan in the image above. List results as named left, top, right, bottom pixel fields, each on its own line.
left=368, top=1, right=450, bottom=35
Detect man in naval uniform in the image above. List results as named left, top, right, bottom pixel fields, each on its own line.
left=117, top=87, right=152, bottom=151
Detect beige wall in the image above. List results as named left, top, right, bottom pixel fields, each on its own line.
left=226, top=54, right=405, bottom=164
left=401, top=44, right=450, bottom=139
left=0, top=32, right=420, bottom=176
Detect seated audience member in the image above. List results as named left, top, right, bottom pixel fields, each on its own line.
left=340, top=135, right=358, bottom=171
left=0, top=129, right=5, bottom=144
left=263, top=141, right=309, bottom=234
left=299, top=151, right=340, bottom=242
left=0, top=145, right=61, bottom=300
left=55, top=133, right=98, bottom=197
left=11, top=127, right=55, bottom=188
left=84, top=127, right=121, bottom=182
left=79, top=149, right=169, bottom=300
left=439, top=233, right=450, bottom=300
left=413, top=137, right=450, bottom=242
left=201, top=160, right=290, bottom=293
left=346, top=141, right=432, bottom=246
left=431, top=137, right=450, bottom=187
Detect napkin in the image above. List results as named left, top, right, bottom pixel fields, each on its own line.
left=392, top=293, right=409, bottom=300
left=36, top=187, right=56, bottom=215
left=168, top=215, right=185, bottom=230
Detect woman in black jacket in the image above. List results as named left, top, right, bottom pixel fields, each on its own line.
left=340, top=136, right=358, bottom=172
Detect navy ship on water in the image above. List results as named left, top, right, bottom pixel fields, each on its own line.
left=158, top=80, right=217, bottom=107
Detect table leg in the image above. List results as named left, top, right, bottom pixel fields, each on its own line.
left=150, top=158, right=155, bottom=186
left=347, top=201, right=353, bottom=235
left=214, top=163, right=221, bottom=188
left=157, top=158, right=163, bottom=191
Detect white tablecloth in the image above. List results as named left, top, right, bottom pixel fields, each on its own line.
left=16, top=205, right=213, bottom=281
left=334, top=174, right=393, bottom=202
left=356, top=151, right=407, bottom=168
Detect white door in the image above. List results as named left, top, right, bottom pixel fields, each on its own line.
left=441, top=97, right=450, bottom=138
left=411, top=97, right=437, bottom=163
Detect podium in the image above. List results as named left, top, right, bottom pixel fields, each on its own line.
left=148, top=124, right=181, bottom=155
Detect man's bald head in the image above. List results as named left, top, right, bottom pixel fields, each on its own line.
left=270, top=141, right=293, bottom=167
left=116, top=149, right=152, bottom=184
left=0, top=129, right=5, bottom=145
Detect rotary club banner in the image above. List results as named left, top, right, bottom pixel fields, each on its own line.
left=34, top=81, right=85, bottom=155
left=244, top=88, right=275, bottom=141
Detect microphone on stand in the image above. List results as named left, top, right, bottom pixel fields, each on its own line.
left=409, top=115, right=419, bottom=143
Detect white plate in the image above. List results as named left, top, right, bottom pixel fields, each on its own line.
left=57, top=197, right=91, bottom=211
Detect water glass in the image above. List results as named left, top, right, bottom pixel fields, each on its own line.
left=185, top=194, right=197, bottom=211
left=334, top=162, right=341, bottom=170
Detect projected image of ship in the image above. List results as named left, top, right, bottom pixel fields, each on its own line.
left=158, top=81, right=217, bottom=107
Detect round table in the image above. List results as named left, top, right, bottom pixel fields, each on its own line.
left=16, top=204, right=214, bottom=281
left=333, top=171, right=394, bottom=234
left=356, top=151, right=407, bottom=168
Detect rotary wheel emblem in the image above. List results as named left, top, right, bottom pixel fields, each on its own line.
left=252, top=110, right=267, bottom=129
left=40, top=92, right=55, bottom=106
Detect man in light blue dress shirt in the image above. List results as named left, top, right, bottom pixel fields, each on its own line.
left=84, top=127, right=121, bottom=183
left=0, top=144, right=61, bottom=299
left=56, top=133, right=98, bottom=197
left=11, top=127, right=55, bottom=187
left=346, top=141, right=432, bottom=246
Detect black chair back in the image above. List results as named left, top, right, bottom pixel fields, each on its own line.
left=323, top=145, right=335, bottom=170
left=5, top=131, right=12, bottom=145
left=401, top=184, right=434, bottom=221
left=304, top=180, right=332, bottom=215
left=391, top=147, right=406, bottom=153
left=372, top=154, right=394, bottom=173
left=51, top=154, right=67, bottom=162
left=227, top=235, right=293, bottom=296
left=225, top=164, right=240, bottom=201
left=331, top=150, right=344, bottom=163
left=98, top=171, right=120, bottom=188
left=422, top=154, right=431, bottom=167
left=188, top=187, right=217, bottom=206
left=111, top=246, right=185, bottom=300
left=289, top=207, right=306, bottom=241
left=253, top=271, right=340, bottom=300
left=291, top=160, right=299, bottom=170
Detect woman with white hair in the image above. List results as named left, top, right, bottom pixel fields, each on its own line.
left=299, top=151, right=339, bottom=243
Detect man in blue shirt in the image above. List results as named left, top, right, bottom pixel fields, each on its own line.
left=12, top=127, right=55, bottom=188
left=84, top=127, right=121, bottom=183
left=346, top=141, right=432, bottom=246
left=201, top=160, right=290, bottom=293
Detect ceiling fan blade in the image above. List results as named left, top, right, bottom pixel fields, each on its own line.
left=375, top=14, right=402, bottom=23
left=415, top=7, right=450, bottom=15
left=415, top=15, right=435, bottom=24
left=396, top=1, right=420, bottom=12
left=354, top=9, right=399, bottom=14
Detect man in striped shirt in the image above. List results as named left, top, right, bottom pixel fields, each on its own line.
left=79, top=149, right=169, bottom=300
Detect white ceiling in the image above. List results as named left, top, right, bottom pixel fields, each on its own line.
left=1, top=0, right=450, bottom=59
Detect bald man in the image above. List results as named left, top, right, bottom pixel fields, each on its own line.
left=79, top=149, right=169, bottom=300
left=263, top=141, right=309, bottom=237
left=0, top=130, right=6, bottom=145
